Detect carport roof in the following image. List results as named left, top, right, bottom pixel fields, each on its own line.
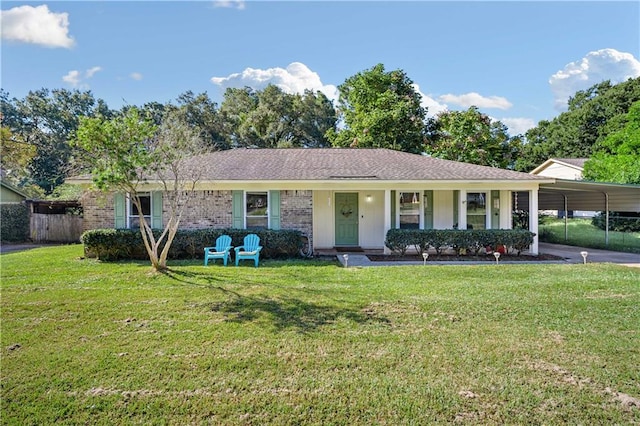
left=539, top=179, right=640, bottom=212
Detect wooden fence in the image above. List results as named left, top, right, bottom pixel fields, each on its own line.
left=30, top=214, right=83, bottom=243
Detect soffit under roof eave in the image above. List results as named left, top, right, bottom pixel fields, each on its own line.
left=192, top=179, right=551, bottom=189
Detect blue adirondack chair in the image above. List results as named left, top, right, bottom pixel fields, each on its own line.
left=204, top=235, right=233, bottom=266
left=234, top=234, right=263, bottom=267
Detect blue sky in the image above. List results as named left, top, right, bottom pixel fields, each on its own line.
left=2, top=1, right=639, bottom=135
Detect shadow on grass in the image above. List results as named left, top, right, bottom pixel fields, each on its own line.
left=168, top=257, right=340, bottom=269
left=161, top=268, right=230, bottom=286
left=207, top=288, right=390, bottom=333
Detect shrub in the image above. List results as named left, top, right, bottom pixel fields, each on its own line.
left=592, top=212, right=640, bottom=232
left=81, top=228, right=303, bottom=261
left=385, top=229, right=536, bottom=257
left=0, top=204, right=30, bottom=242
left=384, top=229, right=414, bottom=256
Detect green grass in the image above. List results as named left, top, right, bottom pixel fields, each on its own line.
left=2, top=245, right=639, bottom=425
left=540, top=218, right=640, bottom=254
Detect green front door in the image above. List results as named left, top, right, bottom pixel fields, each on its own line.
left=335, top=193, right=359, bottom=246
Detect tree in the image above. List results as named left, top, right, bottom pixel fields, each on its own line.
left=0, top=88, right=111, bottom=193
left=516, top=77, right=640, bottom=172
left=583, top=100, right=640, bottom=184
left=73, top=108, right=208, bottom=271
left=174, top=91, right=228, bottom=150
left=218, top=85, right=336, bottom=148
left=328, top=64, right=426, bottom=153
left=294, top=89, right=336, bottom=148
left=218, top=87, right=260, bottom=148
left=424, top=107, right=523, bottom=168
left=0, top=122, right=36, bottom=182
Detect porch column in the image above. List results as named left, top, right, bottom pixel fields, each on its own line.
left=500, top=190, right=512, bottom=229
left=529, top=188, right=539, bottom=255
left=458, top=189, right=467, bottom=230
left=384, top=189, right=391, bottom=254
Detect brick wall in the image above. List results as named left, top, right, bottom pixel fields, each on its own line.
left=81, top=191, right=115, bottom=231
left=280, top=190, right=313, bottom=247
left=176, top=190, right=233, bottom=229
left=81, top=189, right=314, bottom=247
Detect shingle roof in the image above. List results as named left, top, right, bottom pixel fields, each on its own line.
left=190, top=148, right=547, bottom=182
left=551, top=158, right=588, bottom=168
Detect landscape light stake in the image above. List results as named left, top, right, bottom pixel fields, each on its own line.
left=493, top=251, right=500, bottom=264
left=343, top=253, right=349, bottom=268
left=422, top=252, right=429, bottom=266
left=580, top=251, right=588, bottom=264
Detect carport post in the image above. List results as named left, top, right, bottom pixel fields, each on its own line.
left=563, top=194, right=568, bottom=242
left=529, top=189, right=539, bottom=255
left=605, top=192, right=610, bottom=246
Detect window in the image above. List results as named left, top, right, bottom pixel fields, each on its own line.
left=399, top=191, right=420, bottom=229
left=466, top=192, right=486, bottom=230
left=128, top=193, right=151, bottom=229
left=246, top=192, right=268, bottom=229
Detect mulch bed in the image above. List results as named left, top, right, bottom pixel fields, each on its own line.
left=367, top=253, right=566, bottom=262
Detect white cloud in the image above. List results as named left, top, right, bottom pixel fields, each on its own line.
left=498, top=117, right=537, bottom=136
left=211, top=62, right=339, bottom=101
left=130, top=72, right=143, bottom=81
left=412, top=83, right=447, bottom=117
left=1, top=4, right=74, bottom=48
left=212, top=0, right=245, bottom=10
left=550, top=48, right=640, bottom=111
left=62, top=70, right=81, bottom=87
left=438, top=92, right=512, bottom=110
left=62, top=66, right=102, bottom=88
left=86, top=66, right=102, bottom=78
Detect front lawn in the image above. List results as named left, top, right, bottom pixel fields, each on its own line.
left=540, top=217, right=640, bottom=254
left=2, top=245, right=639, bottom=424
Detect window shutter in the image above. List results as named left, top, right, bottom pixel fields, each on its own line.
left=232, top=190, right=244, bottom=229
left=491, top=190, right=500, bottom=229
left=269, top=190, right=280, bottom=230
left=424, top=190, right=434, bottom=230
left=390, top=190, right=396, bottom=229
left=114, top=193, right=126, bottom=229
left=453, top=190, right=459, bottom=229
left=151, top=191, right=163, bottom=229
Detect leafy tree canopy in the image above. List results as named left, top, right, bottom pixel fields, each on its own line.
left=219, top=85, right=336, bottom=148
left=516, top=77, right=640, bottom=172
left=328, top=64, right=426, bottom=154
left=73, top=108, right=209, bottom=271
left=424, top=107, right=523, bottom=169
left=583, top=100, right=640, bottom=184
left=1, top=88, right=110, bottom=193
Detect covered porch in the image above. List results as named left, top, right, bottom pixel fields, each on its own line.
left=311, top=185, right=544, bottom=255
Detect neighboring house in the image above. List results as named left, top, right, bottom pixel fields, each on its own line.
left=530, top=158, right=588, bottom=180
left=0, top=180, right=28, bottom=204
left=530, top=158, right=593, bottom=217
left=70, top=148, right=555, bottom=254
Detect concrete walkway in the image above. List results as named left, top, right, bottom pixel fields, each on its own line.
left=336, top=243, right=640, bottom=268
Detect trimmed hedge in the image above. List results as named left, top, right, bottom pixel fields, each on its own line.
left=592, top=211, right=640, bottom=232
left=385, top=228, right=536, bottom=257
left=81, top=228, right=303, bottom=261
left=1, top=204, right=30, bottom=242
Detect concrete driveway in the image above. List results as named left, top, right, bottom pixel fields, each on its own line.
left=0, top=243, right=57, bottom=254
left=538, top=242, right=640, bottom=268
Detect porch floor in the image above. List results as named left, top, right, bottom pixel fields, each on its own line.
left=314, top=248, right=384, bottom=256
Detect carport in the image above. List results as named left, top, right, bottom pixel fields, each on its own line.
left=537, top=179, right=640, bottom=245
